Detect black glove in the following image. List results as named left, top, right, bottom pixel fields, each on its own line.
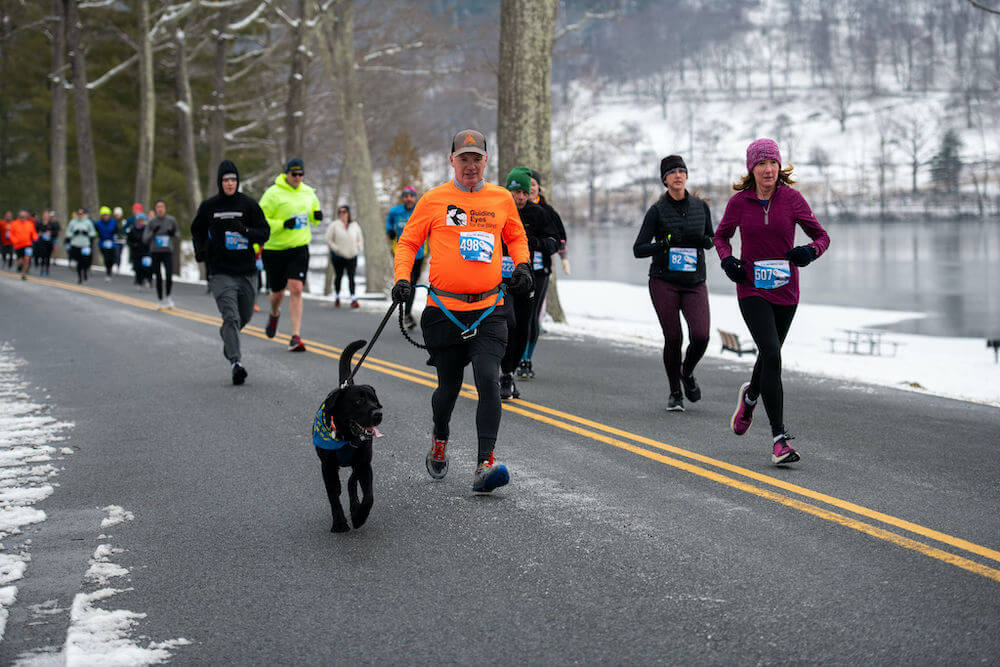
left=785, top=245, right=816, bottom=267
left=508, top=262, right=534, bottom=295
left=313, top=210, right=323, bottom=221
left=167, top=227, right=175, bottom=237
left=387, top=230, right=396, bottom=241
left=195, top=250, right=206, bottom=263
left=283, top=217, right=299, bottom=230
left=720, top=256, right=746, bottom=284
left=391, top=279, right=412, bottom=304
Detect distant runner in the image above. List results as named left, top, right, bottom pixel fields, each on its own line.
left=714, top=138, right=830, bottom=465
left=258, top=158, right=323, bottom=352
left=192, top=160, right=270, bottom=385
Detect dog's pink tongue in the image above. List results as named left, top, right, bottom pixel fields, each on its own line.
left=372, top=427, right=384, bottom=438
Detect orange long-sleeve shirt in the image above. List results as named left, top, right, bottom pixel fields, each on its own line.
left=394, top=181, right=529, bottom=311
left=8, top=218, right=38, bottom=250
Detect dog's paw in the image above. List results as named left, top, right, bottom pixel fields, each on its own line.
left=350, top=506, right=370, bottom=529
left=331, top=518, right=350, bottom=533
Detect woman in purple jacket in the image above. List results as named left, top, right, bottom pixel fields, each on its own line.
left=714, top=138, right=830, bottom=465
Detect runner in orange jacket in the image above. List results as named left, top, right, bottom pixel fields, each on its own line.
left=392, top=129, right=532, bottom=494
left=9, top=209, right=39, bottom=279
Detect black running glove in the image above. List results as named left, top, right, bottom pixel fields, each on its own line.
left=785, top=245, right=816, bottom=267
left=391, top=279, right=411, bottom=304
left=313, top=210, right=323, bottom=221
left=508, top=262, right=534, bottom=295
left=283, top=217, right=299, bottom=230
left=720, top=256, right=746, bottom=284
left=387, top=230, right=396, bottom=241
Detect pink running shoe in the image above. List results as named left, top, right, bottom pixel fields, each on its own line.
left=771, top=434, right=800, bottom=465
left=730, top=382, right=756, bottom=435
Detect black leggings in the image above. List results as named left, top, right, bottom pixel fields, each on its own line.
left=330, top=253, right=358, bottom=297
left=501, top=291, right=532, bottom=374
left=523, top=270, right=550, bottom=358
left=431, top=344, right=503, bottom=463
left=738, top=296, right=797, bottom=437
left=151, top=253, right=173, bottom=300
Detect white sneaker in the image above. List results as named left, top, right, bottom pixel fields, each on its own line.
left=155, top=300, right=165, bottom=310
left=104, top=276, right=111, bottom=282
left=166, top=297, right=175, bottom=309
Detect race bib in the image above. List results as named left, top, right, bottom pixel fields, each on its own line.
left=501, top=255, right=515, bottom=278
left=155, top=235, right=170, bottom=248
left=532, top=250, right=544, bottom=271
left=24, top=247, right=32, bottom=257
left=295, top=213, right=308, bottom=229
left=224, top=230, right=249, bottom=251
left=100, top=239, right=114, bottom=250
left=458, top=231, right=494, bottom=263
left=141, top=255, right=152, bottom=267
left=754, top=259, right=790, bottom=290
left=668, top=247, right=697, bottom=272
left=255, top=258, right=263, bottom=271
left=81, top=246, right=92, bottom=256
left=41, top=232, right=51, bottom=241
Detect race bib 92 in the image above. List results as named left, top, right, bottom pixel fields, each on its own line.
left=753, top=259, right=790, bottom=290
left=458, top=231, right=494, bottom=263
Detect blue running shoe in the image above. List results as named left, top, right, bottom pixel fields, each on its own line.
left=473, top=452, right=509, bottom=493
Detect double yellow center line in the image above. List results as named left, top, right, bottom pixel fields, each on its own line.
left=11, top=272, right=1000, bottom=582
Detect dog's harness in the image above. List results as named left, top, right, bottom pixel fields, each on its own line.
left=423, top=282, right=506, bottom=340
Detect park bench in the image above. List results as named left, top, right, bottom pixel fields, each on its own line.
left=718, top=329, right=756, bottom=357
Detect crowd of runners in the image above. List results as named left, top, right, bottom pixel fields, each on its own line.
left=4, top=132, right=827, bottom=487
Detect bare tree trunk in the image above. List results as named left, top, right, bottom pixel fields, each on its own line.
left=66, top=0, right=99, bottom=213
left=174, top=29, right=201, bottom=221
left=50, top=0, right=68, bottom=228
left=320, top=2, right=389, bottom=295
left=205, top=7, right=228, bottom=195
left=496, top=0, right=565, bottom=321
left=497, top=0, right=557, bottom=180
left=135, top=0, right=155, bottom=208
left=285, top=0, right=308, bottom=160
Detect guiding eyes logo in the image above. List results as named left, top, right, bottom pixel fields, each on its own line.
left=446, top=204, right=467, bottom=226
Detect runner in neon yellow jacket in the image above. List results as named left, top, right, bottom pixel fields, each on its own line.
left=258, top=172, right=322, bottom=250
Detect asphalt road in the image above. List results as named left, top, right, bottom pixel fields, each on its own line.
left=1, top=267, right=998, bottom=665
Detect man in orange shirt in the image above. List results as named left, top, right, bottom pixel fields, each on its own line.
left=9, top=209, right=39, bottom=280
left=0, top=211, right=12, bottom=269
left=392, top=129, right=533, bottom=493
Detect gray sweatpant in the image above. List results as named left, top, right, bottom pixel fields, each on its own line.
left=209, top=273, right=256, bottom=363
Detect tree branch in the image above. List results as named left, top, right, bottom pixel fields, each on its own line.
left=554, top=10, right=618, bottom=42
left=968, top=0, right=1000, bottom=14
left=87, top=53, right=138, bottom=89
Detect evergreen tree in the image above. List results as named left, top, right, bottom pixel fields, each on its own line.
left=930, top=129, right=962, bottom=194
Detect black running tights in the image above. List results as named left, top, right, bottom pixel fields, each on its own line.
left=151, top=253, right=173, bottom=300
left=738, top=296, right=797, bottom=437
left=431, top=345, right=502, bottom=463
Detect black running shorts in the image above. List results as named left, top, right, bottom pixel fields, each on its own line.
left=262, top=245, right=309, bottom=293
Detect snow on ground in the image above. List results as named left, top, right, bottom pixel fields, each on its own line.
left=0, top=344, right=189, bottom=663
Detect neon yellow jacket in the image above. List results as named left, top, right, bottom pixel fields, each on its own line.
left=258, top=173, right=322, bottom=251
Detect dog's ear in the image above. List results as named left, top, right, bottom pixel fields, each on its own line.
left=321, top=388, right=342, bottom=426
left=339, top=339, right=367, bottom=385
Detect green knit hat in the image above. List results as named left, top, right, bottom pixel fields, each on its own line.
left=505, top=166, right=532, bottom=193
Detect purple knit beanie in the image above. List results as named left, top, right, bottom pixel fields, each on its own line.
left=746, top=138, right=781, bottom=172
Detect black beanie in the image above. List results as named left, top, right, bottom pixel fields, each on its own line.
left=217, top=159, right=239, bottom=195
left=529, top=169, right=542, bottom=187
left=660, top=155, right=687, bottom=181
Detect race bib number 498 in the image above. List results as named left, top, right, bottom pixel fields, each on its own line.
left=458, top=231, right=494, bottom=263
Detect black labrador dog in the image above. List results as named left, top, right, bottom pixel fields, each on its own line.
left=313, top=339, right=383, bottom=533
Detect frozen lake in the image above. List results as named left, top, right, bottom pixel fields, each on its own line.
left=564, top=218, right=1000, bottom=338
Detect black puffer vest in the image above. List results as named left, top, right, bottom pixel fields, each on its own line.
left=649, top=194, right=708, bottom=285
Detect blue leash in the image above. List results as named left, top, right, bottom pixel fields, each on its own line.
left=419, top=283, right=506, bottom=340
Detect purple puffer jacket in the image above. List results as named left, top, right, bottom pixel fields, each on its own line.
left=713, top=185, right=830, bottom=306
